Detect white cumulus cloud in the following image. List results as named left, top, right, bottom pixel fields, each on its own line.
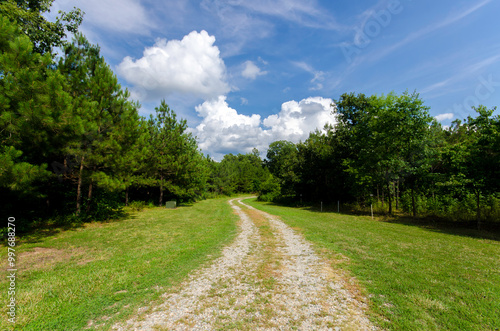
left=191, top=96, right=335, bottom=160
left=241, top=60, right=267, bottom=79
left=192, top=96, right=262, bottom=157
left=117, top=30, right=230, bottom=101
left=435, top=113, right=454, bottom=122
left=263, top=97, right=334, bottom=141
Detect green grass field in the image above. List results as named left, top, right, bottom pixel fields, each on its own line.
left=0, top=198, right=237, bottom=330
left=3, top=196, right=499, bottom=330
left=245, top=198, right=500, bottom=331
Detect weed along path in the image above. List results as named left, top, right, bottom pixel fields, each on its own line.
left=113, top=198, right=376, bottom=330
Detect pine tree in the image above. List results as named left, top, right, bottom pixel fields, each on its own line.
left=145, top=101, right=208, bottom=205
left=0, top=0, right=83, bottom=55
left=0, top=14, right=75, bottom=220
left=58, top=34, right=135, bottom=214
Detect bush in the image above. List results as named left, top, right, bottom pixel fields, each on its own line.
left=258, top=175, right=281, bottom=202
left=129, top=201, right=147, bottom=212
left=484, top=194, right=500, bottom=222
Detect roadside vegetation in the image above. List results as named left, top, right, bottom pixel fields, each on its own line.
left=0, top=198, right=237, bottom=330
left=246, top=198, right=500, bottom=330
left=1, top=1, right=498, bottom=235
left=0, top=1, right=270, bottom=235
left=261, top=93, right=500, bottom=230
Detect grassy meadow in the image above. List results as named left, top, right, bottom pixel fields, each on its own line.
left=2, top=196, right=499, bottom=330
left=0, top=198, right=237, bottom=330
left=245, top=198, right=500, bottom=331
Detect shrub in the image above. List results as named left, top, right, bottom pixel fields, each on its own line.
left=258, top=175, right=281, bottom=202
left=129, top=201, right=147, bottom=212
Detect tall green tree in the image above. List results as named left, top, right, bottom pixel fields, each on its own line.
left=146, top=101, right=207, bottom=205
left=0, top=0, right=83, bottom=55
left=108, top=109, right=149, bottom=206
left=464, top=106, right=500, bottom=228
left=0, top=14, right=75, bottom=221
left=58, top=34, right=135, bottom=214
left=333, top=92, right=376, bottom=200
left=296, top=127, right=351, bottom=203
left=334, top=91, right=433, bottom=214
left=266, top=140, right=299, bottom=196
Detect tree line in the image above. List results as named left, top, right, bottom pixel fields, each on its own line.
left=0, top=1, right=270, bottom=232
left=1, top=1, right=498, bottom=233
left=262, top=92, right=500, bottom=228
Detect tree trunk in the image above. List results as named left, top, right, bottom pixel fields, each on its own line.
left=377, top=186, right=380, bottom=202
left=411, top=187, right=416, bottom=217
left=76, top=156, right=84, bottom=215
left=476, top=190, right=481, bottom=231
left=125, top=187, right=129, bottom=206
left=159, top=175, right=164, bottom=207
left=396, top=180, right=400, bottom=210
left=387, top=182, right=392, bottom=215
left=86, top=179, right=93, bottom=213
left=63, top=156, right=68, bottom=179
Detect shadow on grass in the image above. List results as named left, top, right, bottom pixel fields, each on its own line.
left=260, top=199, right=500, bottom=242
left=2, top=209, right=135, bottom=245
left=175, top=202, right=195, bottom=208
left=382, top=215, right=500, bottom=242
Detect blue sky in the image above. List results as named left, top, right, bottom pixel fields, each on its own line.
left=50, top=0, right=500, bottom=160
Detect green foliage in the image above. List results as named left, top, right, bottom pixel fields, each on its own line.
left=264, top=91, right=499, bottom=225
left=0, top=0, right=83, bottom=55
left=258, top=174, right=281, bottom=202
left=128, top=200, right=147, bottom=212
left=2, top=0, right=499, bottom=232
left=208, top=150, right=269, bottom=196
left=400, top=187, right=500, bottom=223
left=0, top=14, right=73, bottom=222
left=266, top=140, right=299, bottom=196
left=56, top=33, right=141, bottom=214
left=0, top=5, right=213, bottom=231
left=296, top=127, right=351, bottom=202
left=334, top=91, right=434, bottom=213
left=144, top=100, right=208, bottom=205
left=0, top=145, right=49, bottom=190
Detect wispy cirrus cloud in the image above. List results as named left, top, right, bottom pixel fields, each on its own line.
left=355, top=0, right=493, bottom=66
left=421, top=53, right=500, bottom=94
left=292, top=61, right=326, bottom=91
left=200, top=0, right=343, bottom=55
left=52, top=0, right=156, bottom=35
left=220, top=0, right=343, bottom=30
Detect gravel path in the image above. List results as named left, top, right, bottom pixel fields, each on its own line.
left=112, top=198, right=376, bottom=330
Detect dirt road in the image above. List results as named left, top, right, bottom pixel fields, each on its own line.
left=113, top=198, right=376, bottom=330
